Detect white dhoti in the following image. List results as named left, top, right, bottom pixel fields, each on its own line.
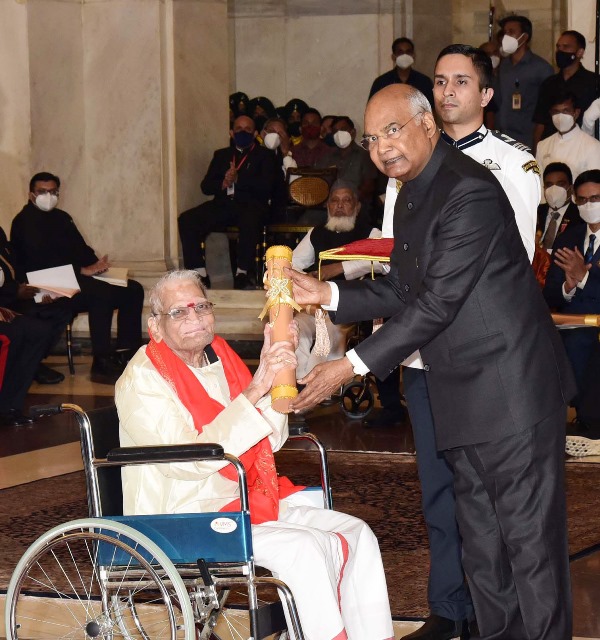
left=295, top=312, right=355, bottom=380
left=252, top=500, right=394, bottom=640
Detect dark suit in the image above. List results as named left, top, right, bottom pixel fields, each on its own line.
left=334, top=140, right=575, bottom=639
left=178, top=142, right=280, bottom=272
left=536, top=201, right=582, bottom=250
left=544, top=223, right=600, bottom=414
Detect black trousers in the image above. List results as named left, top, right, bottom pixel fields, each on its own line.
left=403, top=367, right=473, bottom=622
left=0, top=315, right=56, bottom=412
left=12, top=298, right=72, bottom=355
left=178, top=199, right=268, bottom=272
left=445, top=408, right=572, bottom=640
left=69, top=277, right=144, bottom=357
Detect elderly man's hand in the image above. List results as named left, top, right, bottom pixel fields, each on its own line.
left=290, top=357, right=354, bottom=412
left=309, top=263, right=344, bottom=281
left=284, top=267, right=332, bottom=307
left=244, top=323, right=297, bottom=405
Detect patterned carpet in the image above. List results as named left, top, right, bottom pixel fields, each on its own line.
left=1, top=452, right=599, bottom=617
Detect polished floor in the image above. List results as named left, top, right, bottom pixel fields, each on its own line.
left=1, top=352, right=600, bottom=638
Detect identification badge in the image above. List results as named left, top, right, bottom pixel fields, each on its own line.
left=512, top=92, right=522, bottom=110
left=227, top=184, right=235, bottom=196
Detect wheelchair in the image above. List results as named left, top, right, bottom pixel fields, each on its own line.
left=5, top=403, right=333, bottom=640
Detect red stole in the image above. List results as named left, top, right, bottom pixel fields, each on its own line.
left=146, top=335, right=299, bottom=524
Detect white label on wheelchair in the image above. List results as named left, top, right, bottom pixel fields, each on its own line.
left=210, top=517, right=238, bottom=533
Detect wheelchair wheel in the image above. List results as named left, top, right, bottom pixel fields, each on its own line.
left=340, top=379, right=375, bottom=419
left=5, top=518, right=195, bottom=640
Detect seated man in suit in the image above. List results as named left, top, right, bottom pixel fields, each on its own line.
left=115, top=269, right=394, bottom=640
left=178, top=115, right=280, bottom=290
left=537, top=162, right=582, bottom=252
left=292, top=181, right=384, bottom=380
left=11, top=172, right=144, bottom=385
left=544, top=169, right=600, bottom=453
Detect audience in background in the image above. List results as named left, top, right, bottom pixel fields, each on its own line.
left=284, top=98, right=309, bottom=145
left=536, top=91, right=600, bottom=181
left=320, top=115, right=336, bottom=146
left=10, top=172, right=144, bottom=385
left=495, top=15, right=553, bottom=149
left=369, top=37, right=434, bottom=107
left=537, top=162, right=582, bottom=252
left=533, top=30, right=597, bottom=148
left=544, top=170, right=600, bottom=449
left=178, top=115, right=280, bottom=291
left=291, top=108, right=330, bottom=167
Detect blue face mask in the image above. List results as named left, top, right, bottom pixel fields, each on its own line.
left=323, top=133, right=336, bottom=147
left=233, top=130, right=255, bottom=149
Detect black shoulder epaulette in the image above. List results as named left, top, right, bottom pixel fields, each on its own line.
left=489, top=129, right=532, bottom=153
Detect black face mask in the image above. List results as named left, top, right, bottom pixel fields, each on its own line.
left=233, top=131, right=255, bottom=149
left=288, top=122, right=301, bottom=137
left=556, top=50, right=576, bottom=69
left=253, top=115, right=267, bottom=133
left=323, top=133, right=336, bottom=147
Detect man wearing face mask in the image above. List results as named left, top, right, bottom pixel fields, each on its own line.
left=536, top=92, right=600, bottom=182
left=10, top=172, right=144, bottom=385
left=261, top=117, right=296, bottom=222
left=495, top=15, right=553, bottom=149
left=369, top=37, right=434, bottom=106
left=316, top=116, right=378, bottom=216
left=291, top=108, right=330, bottom=168
left=537, top=162, right=582, bottom=252
left=544, top=170, right=600, bottom=454
left=533, top=31, right=597, bottom=148
left=178, top=115, right=279, bottom=290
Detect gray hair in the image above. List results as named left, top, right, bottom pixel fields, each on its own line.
left=406, top=86, right=433, bottom=116
left=149, top=270, right=207, bottom=315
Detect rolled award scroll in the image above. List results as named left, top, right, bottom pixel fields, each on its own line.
left=259, top=245, right=302, bottom=413
left=552, top=313, right=600, bottom=327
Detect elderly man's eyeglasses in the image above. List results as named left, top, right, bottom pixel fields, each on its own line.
left=574, top=194, right=600, bottom=206
left=154, top=302, right=215, bottom=321
left=360, top=112, right=423, bottom=151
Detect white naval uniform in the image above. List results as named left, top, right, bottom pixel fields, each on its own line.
left=373, top=126, right=540, bottom=373
left=536, top=124, right=600, bottom=183
left=116, top=346, right=393, bottom=640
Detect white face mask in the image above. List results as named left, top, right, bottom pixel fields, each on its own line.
left=490, top=55, right=500, bottom=69
left=545, top=185, right=568, bottom=210
left=578, top=201, right=600, bottom=225
left=263, top=132, right=281, bottom=150
left=395, top=54, right=414, bottom=70
left=333, top=130, right=352, bottom=149
left=551, top=113, right=575, bottom=134
left=501, top=33, right=524, bottom=56
left=35, top=193, right=58, bottom=211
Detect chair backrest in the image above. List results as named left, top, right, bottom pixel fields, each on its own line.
left=79, top=405, right=124, bottom=517
left=286, top=167, right=338, bottom=207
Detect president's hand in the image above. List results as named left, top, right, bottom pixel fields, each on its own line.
left=284, top=267, right=332, bottom=307
left=290, top=357, right=354, bottom=412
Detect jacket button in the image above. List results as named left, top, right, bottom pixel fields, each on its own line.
left=407, top=202, right=414, bottom=210
left=403, top=243, right=409, bottom=250
left=423, top=364, right=430, bottom=372
left=404, top=284, right=410, bottom=292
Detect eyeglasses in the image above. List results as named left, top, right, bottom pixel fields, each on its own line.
left=360, top=112, right=423, bottom=151
left=154, top=302, right=215, bottom=321
left=33, top=188, right=59, bottom=196
left=574, top=194, right=600, bottom=205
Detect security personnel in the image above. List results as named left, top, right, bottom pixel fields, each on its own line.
left=380, top=45, right=541, bottom=640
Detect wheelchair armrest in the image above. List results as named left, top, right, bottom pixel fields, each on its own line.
left=107, top=443, right=225, bottom=464
left=288, top=424, right=309, bottom=436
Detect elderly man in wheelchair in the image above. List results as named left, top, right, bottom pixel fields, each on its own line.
left=115, top=270, right=393, bottom=640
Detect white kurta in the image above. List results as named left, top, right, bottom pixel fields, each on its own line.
left=536, top=125, right=600, bottom=183
left=115, top=346, right=393, bottom=640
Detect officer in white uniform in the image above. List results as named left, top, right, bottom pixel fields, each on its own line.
left=381, top=44, right=541, bottom=640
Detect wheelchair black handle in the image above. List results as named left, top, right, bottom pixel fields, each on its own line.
left=29, top=404, right=64, bottom=418
left=107, top=443, right=225, bottom=464
left=288, top=424, right=309, bottom=436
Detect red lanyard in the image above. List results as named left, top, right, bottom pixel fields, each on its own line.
left=232, top=144, right=255, bottom=171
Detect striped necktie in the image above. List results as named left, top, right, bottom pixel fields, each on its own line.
left=584, top=234, right=596, bottom=264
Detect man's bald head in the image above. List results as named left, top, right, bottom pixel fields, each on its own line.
left=232, top=115, right=256, bottom=133
left=364, top=84, right=438, bottom=182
